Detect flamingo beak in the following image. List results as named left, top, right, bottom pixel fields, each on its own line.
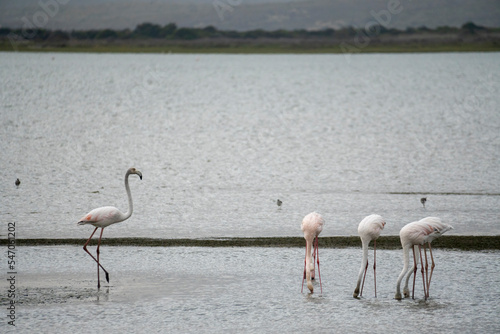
left=137, top=171, right=143, bottom=180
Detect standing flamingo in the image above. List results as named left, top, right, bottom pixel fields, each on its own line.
left=301, top=212, right=324, bottom=293
left=78, top=167, right=142, bottom=289
left=353, top=214, right=386, bottom=298
left=395, top=217, right=453, bottom=300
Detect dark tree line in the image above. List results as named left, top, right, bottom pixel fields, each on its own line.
left=0, top=21, right=493, bottom=42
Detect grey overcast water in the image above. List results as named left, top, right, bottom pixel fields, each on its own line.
left=1, top=52, right=499, bottom=332
left=1, top=52, right=499, bottom=238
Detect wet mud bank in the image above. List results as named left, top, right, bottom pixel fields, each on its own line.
left=2, top=235, right=500, bottom=250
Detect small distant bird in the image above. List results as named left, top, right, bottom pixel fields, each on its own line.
left=15, top=178, right=20, bottom=187
left=353, top=214, right=386, bottom=298
left=277, top=199, right=282, bottom=207
left=78, top=167, right=142, bottom=289
left=420, top=197, right=427, bottom=208
left=395, top=217, right=453, bottom=300
left=301, top=212, right=324, bottom=293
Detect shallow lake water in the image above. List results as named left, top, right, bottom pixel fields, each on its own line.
left=1, top=246, right=499, bottom=333
left=1, top=52, right=500, bottom=239
left=1, top=52, right=499, bottom=332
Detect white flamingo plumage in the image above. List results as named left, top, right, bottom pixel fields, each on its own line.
left=301, top=212, right=324, bottom=293
left=395, top=217, right=453, bottom=300
left=78, top=167, right=142, bottom=289
left=353, top=214, right=386, bottom=298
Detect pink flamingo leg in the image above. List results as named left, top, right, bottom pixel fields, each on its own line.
left=301, top=247, right=307, bottom=293
left=360, top=260, right=368, bottom=297
left=418, top=245, right=428, bottom=300
left=312, top=237, right=319, bottom=280
left=314, top=236, right=322, bottom=294
left=373, top=239, right=377, bottom=298
left=83, top=227, right=110, bottom=288
left=96, top=228, right=105, bottom=289
left=311, top=244, right=316, bottom=280
left=423, top=244, right=430, bottom=298
left=359, top=240, right=377, bottom=298
left=427, top=242, right=435, bottom=297
left=412, top=246, right=417, bottom=299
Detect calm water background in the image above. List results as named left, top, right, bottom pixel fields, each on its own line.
left=1, top=52, right=500, bottom=332
left=1, top=52, right=499, bottom=238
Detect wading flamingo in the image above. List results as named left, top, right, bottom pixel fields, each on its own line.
left=301, top=212, right=324, bottom=293
left=395, top=217, right=453, bottom=300
left=353, top=214, right=386, bottom=298
left=78, top=167, right=142, bottom=289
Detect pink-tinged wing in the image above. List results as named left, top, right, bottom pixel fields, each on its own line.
left=401, top=217, right=452, bottom=245
left=400, top=221, right=426, bottom=245
left=78, top=206, right=121, bottom=225
left=418, top=217, right=453, bottom=243
left=358, top=214, right=385, bottom=239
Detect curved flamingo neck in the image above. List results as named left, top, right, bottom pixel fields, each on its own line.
left=122, top=171, right=134, bottom=221
left=395, top=243, right=411, bottom=298
left=356, top=238, right=370, bottom=287
left=304, top=237, right=314, bottom=291
left=305, top=237, right=312, bottom=272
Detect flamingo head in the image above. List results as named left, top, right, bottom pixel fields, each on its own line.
left=307, top=280, right=314, bottom=293
left=128, top=167, right=143, bottom=180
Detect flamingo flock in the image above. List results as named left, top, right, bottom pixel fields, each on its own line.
left=299, top=212, right=452, bottom=299
left=76, top=167, right=453, bottom=301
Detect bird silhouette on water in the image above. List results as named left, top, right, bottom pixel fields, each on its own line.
left=420, top=197, right=427, bottom=208
left=15, top=178, right=20, bottom=188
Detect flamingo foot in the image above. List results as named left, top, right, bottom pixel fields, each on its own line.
left=353, top=288, right=360, bottom=298
left=105, top=272, right=110, bottom=283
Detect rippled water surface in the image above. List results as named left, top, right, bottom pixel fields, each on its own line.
left=1, top=246, right=499, bottom=333
left=1, top=52, right=499, bottom=238
left=1, top=51, right=500, bottom=333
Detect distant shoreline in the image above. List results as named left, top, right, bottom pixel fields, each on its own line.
left=2, top=22, right=499, bottom=54
left=2, top=236, right=500, bottom=250
left=1, top=42, right=499, bottom=54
